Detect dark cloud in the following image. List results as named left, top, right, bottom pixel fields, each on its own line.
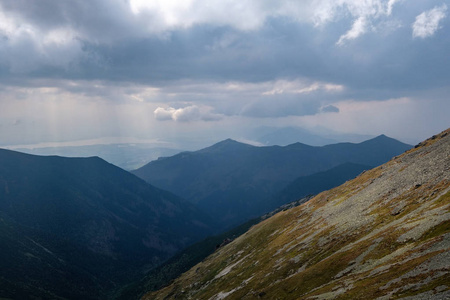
left=1, top=0, right=448, bottom=97
left=0, top=0, right=143, bottom=41
left=321, top=105, right=340, bottom=113
left=240, top=94, right=322, bottom=118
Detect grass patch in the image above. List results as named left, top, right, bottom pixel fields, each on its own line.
left=418, top=220, right=450, bottom=242
left=393, top=272, right=450, bottom=298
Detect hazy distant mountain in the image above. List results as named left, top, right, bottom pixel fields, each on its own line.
left=133, top=135, right=411, bottom=228
left=146, top=129, right=450, bottom=300
left=0, top=149, right=214, bottom=299
left=252, top=126, right=373, bottom=146
left=254, top=126, right=337, bottom=146
left=15, top=144, right=181, bottom=170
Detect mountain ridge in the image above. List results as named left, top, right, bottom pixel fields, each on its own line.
left=146, top=128, right=450, bottom=300
left=133, top=135, right=412, bottom=228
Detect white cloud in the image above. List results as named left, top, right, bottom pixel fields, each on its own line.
left=129, top=0, right=270, bottom=31
left=154, top=107, right=176, bottom=121
left=337, top=16, right=368, bottom=45
left=154, top=105, right=222, bottom=122
left=387, top=0, right=401, bottom=16
left=412, top=4, right=447, bottom=39
left=172, top=106, right=201, bottom=122
left=128, top=0, right=401, bottom=35
left=262, top=80, right=344, bottom=95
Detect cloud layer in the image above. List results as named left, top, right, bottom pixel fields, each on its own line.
left=0, top=0, right=449, bottom=148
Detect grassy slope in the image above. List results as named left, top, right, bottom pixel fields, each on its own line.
left=145, top=129, right=450, bottom=300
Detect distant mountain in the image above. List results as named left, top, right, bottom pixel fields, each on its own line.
left=146, top=129, right=450, bottom=300
left=255, top=126, right=337, bottom=146
left=270, top=162, right=371, bottom=209
left=0, top=149, right=214, bottom=299
left=252, top=126, right=373, bottom=146
left=15, top=144, right=181, bottom=170
left=133, top=135, right=412, bottom=228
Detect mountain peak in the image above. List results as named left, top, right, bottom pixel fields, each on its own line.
left=199, top=138, right=253, bottom=153
left=220, top=138, right=239, bottom=144
left=361, top=134, right=409, bottom=147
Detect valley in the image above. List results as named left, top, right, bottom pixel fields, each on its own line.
left=1, top=131, right=448, bottom=300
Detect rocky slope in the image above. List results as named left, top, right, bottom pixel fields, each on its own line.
left=145, top=129, right=450, bottom=299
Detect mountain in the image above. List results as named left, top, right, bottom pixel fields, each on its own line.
left=133, top=135, right=411, bottom=228
left=0, top=149, right=215, bottom=299
left=145, top=129, right=450, bottom=300
left=251, top=126, right=374, bottom=146
left=0, top=215, right=117, bottom=299
left=15, top=144, right=181, bottom=170
left=254, top=126, right=338, bottom=146
left=270, top=162, right=371, bottom=209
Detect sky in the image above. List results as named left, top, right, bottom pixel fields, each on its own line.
left=0, top=0, right=449, bottom=150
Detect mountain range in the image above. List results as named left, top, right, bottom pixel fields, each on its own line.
left=133, top=135, right=411, bottom=228
left=0, top=133, right=417, bottom=299
left=252, top=126, right=373, bottom=146
left=145, top=129, right=450, bottom=299
left=0, top=149, right=214, bottom=299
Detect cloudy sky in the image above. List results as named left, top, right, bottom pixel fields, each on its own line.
left=1, top=0, right=449, bottom=149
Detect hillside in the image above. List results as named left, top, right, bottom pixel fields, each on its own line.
left=0, top=149, right=215, bottom=299
left=133, top=135, right=411, bottom=228
left=146, top=129, right=450, bottom=299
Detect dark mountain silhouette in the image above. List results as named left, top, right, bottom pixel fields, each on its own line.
left=133, top=135, right=411, bottom=228
left=0, top=149, right=214, bottom=299
left=17, top=144, right=181, bottom=170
